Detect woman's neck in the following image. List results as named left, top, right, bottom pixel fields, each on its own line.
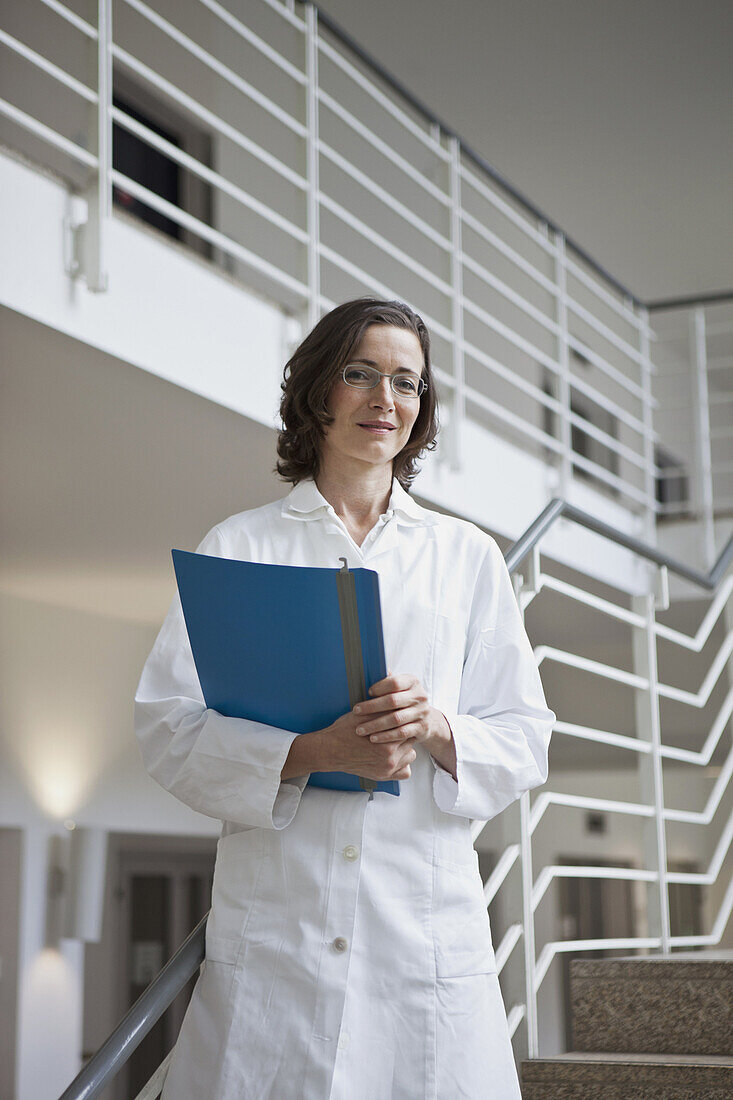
left=315, top=464, right=393, bottom=533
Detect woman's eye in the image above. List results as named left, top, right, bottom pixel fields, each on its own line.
left=394, top=376, right=418, bottom=394
left=345, top=368, right=370, bottom=383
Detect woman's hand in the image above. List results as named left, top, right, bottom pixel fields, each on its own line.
left=318, top=702, right=418, bottom=781
left=351, top=673, right=456, bottom=778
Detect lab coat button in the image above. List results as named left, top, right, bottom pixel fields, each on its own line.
left=342, top=845, right=359, bottom=861
left=332, top=936, right=348, bottom=953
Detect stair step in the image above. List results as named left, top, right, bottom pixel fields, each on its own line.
left=570, top=955, right=733, bottom=1055
left=521, top=1052, right=733, bottom=1099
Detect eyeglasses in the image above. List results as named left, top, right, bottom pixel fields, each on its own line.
left=341, top=363, right=427, bottom=399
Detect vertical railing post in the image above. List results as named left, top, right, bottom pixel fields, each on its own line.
left=632, top=585, right=671, bottom=954
left=690, top=307, right=716, bottom=566
left=448, top=135, right=465, bottom=471
left=304, top=2, right=320, bottom=330
left=638, top=305, right=657, bottom=543
left=513, top=559, right=540, bottom=1055
left=84, top=0, right=111, bottom=292
left=552, top=233, right=573, bottom=497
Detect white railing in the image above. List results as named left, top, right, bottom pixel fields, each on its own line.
left=652, top=297, right=733, bottom=552
left=474, top=522, right=733, bottom=1059
left=0, top=0, right=663, bottom=524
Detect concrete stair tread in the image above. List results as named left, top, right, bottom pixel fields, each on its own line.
left=531, top=1052, right=733, bottom=1066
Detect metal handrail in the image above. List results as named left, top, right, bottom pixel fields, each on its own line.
left=58, top=494, right=733, bottom=1098
left=506, top=497, right=733, bottom=589
left=59, top=915, right=208, bottom=1100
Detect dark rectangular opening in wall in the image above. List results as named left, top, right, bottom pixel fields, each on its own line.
left=655, top=445, right=690, bottom=513
left=111, top=72, right=213, bottom=260
left=113, top=96, right=182, bottom=240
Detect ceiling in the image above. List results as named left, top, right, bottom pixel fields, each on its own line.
left=316, top=0, right=733, bottom=303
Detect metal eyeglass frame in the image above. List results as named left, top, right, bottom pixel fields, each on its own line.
left=341, top=363, right=427, bottom=398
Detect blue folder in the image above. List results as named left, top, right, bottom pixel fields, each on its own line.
left=172, top=549, right=399, bottom=796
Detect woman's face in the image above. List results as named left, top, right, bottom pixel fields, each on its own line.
left=320, top=324, right=424, bottom=477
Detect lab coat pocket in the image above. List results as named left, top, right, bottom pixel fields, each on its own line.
left=205, top=829, right=267, bottom=965
left=432, top=849, right=496, bottom=978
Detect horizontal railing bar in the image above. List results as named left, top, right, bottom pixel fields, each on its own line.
left=654, top=576, right=733, bottom=651
left=553, top=719, right=650, bottom=754
left=532, top=865, right=657, bottom=912
left=707, top=356, right=733, bottom=370
left=120, top=0, right=307, bottom=136
left=666, top=810, right=733, bottom=883
left=566, top=293, right=645, bottom=368
left=59, top=915, right=207, bottom=1100
left=664, top=748, right=733, bottom=823
left=461, top=336, right=562, bottom=415
left=535, top=937, right=661, bottom=990
left=317, top=88, right=450, bottom=205
left=657, top=632, right=733, bottom=706
left=655, top=465, right=693, bottom=478
left=530, top=791, right=655, bottom=835
left=317, top=34, right=450, bottom=161
left=567, top=409, right=650, bottom=472
left=462, top=291, right=557, bottom=372
left=483, top=844, right=521, bottom=906
left=569, top=370, right=652, bottom=439
left=568, top=333, right=649, bottom=405
left=262, top=0, right=306, bottom=29
left=318, top=139, right=451, bottom=250
left=38, top=0, right=97, bottom=38
left=461, top=252, right=560, bottom=338
left=563, top=250, right=648, bottom=332
left=505, top=498, right=733, bottom=588
left=112, top=107, right=309, bottom=243
left=111, top=169, right=309, bottom=297
left=0, top=28, right=98, bottom=103
left=195, top=0, right=306, bottom=85
left=495, top=923, right=524, bottom=973
left=538, top=573, right=644, bottom=628
left=460, top=160, right=556, bottom=254
left=317, top=243, right=454, bottom=344
left=0, top=96, right=98, bottom=167
left=318, top=190, right=452, bottom=296
left=535, top=646, right=650, bottom=689
left=710, top=391, right=733, bottom=404
left=461, top=383, right=565, bottom=456
left=112, top=45, right=308, bottom=191
left=660, top=687, right=733, bottom=764
left=461, top=207, right=558, bottom=297
left=565, top=449, right=654, bottom=510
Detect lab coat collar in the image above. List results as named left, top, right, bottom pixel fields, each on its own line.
left=282, top=478, right=437, bottom=527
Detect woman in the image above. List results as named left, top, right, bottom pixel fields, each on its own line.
left=135, top=297, right=555, bottom=1099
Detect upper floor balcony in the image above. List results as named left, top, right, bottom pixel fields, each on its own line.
left=2, top=0, right=717, bottom=596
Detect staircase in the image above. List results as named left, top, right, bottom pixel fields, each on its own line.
left=521, top=954, right=733, bottom=1098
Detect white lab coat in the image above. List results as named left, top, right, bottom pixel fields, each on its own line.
left=135, top=478, right=555, bottom=1099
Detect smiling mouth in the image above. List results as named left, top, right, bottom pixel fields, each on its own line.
left=358, top=423, right=397, bottom=433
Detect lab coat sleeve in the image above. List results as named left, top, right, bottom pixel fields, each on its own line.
left=134, top=524, right=309, bottom=829
left=432, top=536, right=555, bottom=821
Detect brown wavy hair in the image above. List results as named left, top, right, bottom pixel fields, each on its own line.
left=276, top=298, right=439, bottom=489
